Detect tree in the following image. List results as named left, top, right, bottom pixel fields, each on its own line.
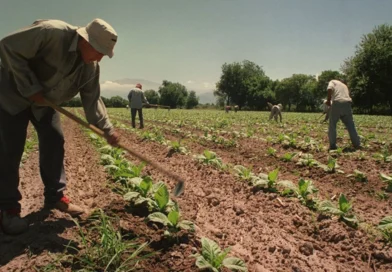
left=109, top=96, right=128, bottom=107
left=185, top=91, right=199, bottom=109
left=215, top=60, right=269, bottom=109
left=60, top=97, right=82, bottom=107
left=144, top=89, right=160, bottom=105
left=275, top=74, right=315, bottom=111
left=342, top=24, right=392, bottom=114
left=158, top=80, right=188, bottom=108
left=213, top=89, right=227, bottom=108
left=246, top=77, right=273, bottom=110
left=101, top=96, right=112, bottom=107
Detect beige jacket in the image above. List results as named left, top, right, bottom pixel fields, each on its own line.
left=0, top=19, right=113, bottom=133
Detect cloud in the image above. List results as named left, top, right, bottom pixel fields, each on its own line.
left=186, top=80, right=195, bottom=84
left=100, top=80, right=134, bottom=98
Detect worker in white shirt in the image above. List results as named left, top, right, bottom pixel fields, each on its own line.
left=325, top=79, right=360, bottom=150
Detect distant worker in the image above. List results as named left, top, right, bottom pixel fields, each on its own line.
left=267, top=102, right=283, bottom=122
left=325, top=79, right=360, bottom=150
left=225, top=105, right=231, bottom=113
left=127, top=83, right=149, bottom=129
left=234, top=105, right=239, bottom=113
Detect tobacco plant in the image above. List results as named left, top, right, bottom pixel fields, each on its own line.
left=191, top=237, right=247, bottom=272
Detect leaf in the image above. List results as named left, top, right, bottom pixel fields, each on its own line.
left=222, top=257, right=248, bottom=271
left=104, top=164, right=119, bottom=171
left=140, top=178, right=153, bottom=196
left=201, top=237, right=222, bottom=264
left=194, top=256, right=219, bottom=272
left=380, top=173, right=392, bottom=182
left=177, top=220, right=195, bottom=231
left=99, top=145, right=113, bottom=154
left=123, top=191, right=140, bottom=201
left=154, top=184, right=169, bottom=211
left=100, top=154, right=115, bottom=165
left=342, top=215, right=358, bottom=225
left=277, top=180, right=297, bottom=192
left=214, top=247, right=231, bottom=268
left=298, top=179, right=309, bottom=194
left=268, top=168, right=279, bottom=182
left=147, top=212, right=171, bottom=226
left=167, top=210, right=179, bottom=226
left=257, top=173, right=268, bottom=180
left=338, top=194, right=352, bottom=213
left=378, top=216, right=392, bottom=230
left=134, top=196, right=150, bottom=206
left=252, top=178, right=268, bottom=188
left=318, top=200, right=343, bottom=216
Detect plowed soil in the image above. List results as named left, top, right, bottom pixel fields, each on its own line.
left=1, top=111, right=392, bottom=272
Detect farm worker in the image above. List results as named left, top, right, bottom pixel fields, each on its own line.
left=325, top=79, right=360, bottom=150
left=320, top=99, right=331, bottom=123
left=225, top=105, right=231, bottom=113
left=267, top=102, right=283, bottom=122
left=127, top=83, right=149, bottom=129
left=0, top=18, right=120, bottom=235
left=234, top=105, right=239, bottom=113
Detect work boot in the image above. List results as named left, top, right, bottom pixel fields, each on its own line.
left=45, top=196, right=85, bottom=217
left=0, top=209, right=29, bottom=235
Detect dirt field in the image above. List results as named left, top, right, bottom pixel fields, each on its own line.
left=1, top=108, right=391, bottom=272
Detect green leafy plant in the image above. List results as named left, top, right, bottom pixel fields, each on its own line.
left=319, top=156, right=344, bottom=174
left=123, top=177, right=175, bottom=213
left=146, top=203, right=195, bottom=237
left=282, top=133, right=297, bottom=148
left=195, top=150, right=224, bottom=169
left=296, top=153, right=319, bottom=167
left=347, top=170, right=368, bottom=182
left=233, top=165, right=255, bottom=182
left=267, top=147, right=277, bottom=156
left=374, top=145, right=392, bottom=162
left=378, top=216, right=392, bottom=245
left=280, top=152, right=296, bottom=162
left=326, top=156, right=337, bottom=173
left=191, top=237, right=247, bottom=272
left=380, top=173, right=392, bottom=192
left=280, top=179, right=319, bottom=209
left=251, top=168, right=282, bottom=192
left=318, top=194, right=358, bottom=227
left=168, top=140, right=189, bottom=155
left=375, top=191, right=389, bottom=201
left=329, top=147, right=343, bottom=157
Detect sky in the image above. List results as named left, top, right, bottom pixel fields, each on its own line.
left=0, top=0, right=391, bottom=95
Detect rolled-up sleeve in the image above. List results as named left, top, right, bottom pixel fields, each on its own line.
left=0, top=22, right=46, bottom=97
left=80, top=63, right=114, bottom=135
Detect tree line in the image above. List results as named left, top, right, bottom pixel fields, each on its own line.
left=214, top=24, right=392, bottom=114
left=61, top=80, right=200, bottom=109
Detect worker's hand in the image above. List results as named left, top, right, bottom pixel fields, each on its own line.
left=28, top=91, right=46, bottom=105
left=105, top=130, right=120, bottom=147
left=325, top=100, right=331, bottom=106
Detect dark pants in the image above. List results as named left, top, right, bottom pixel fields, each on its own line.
left=131, top=108, right=144, bottom=128
left=0, top=107, right=66, bottom=211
